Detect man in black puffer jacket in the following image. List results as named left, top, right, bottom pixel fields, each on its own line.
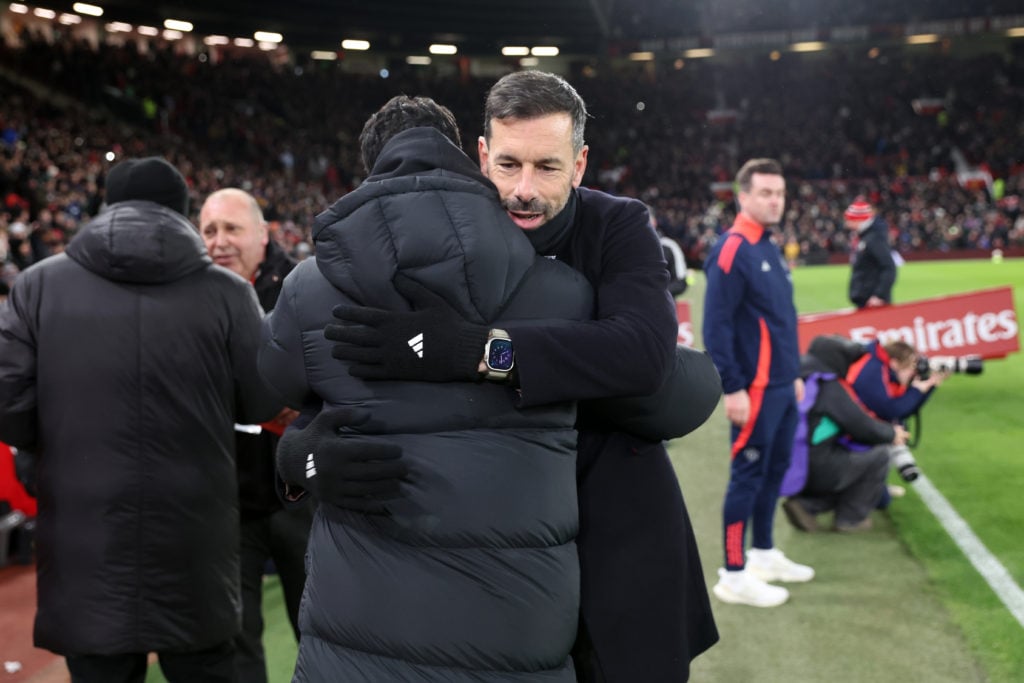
left=0, top=157, right=278, bottom=682
left=260, top=97, right=593, bottom=681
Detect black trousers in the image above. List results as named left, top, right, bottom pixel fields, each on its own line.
left=235, top=504, right=312, bottom=683
left=799, top=444, right=891, bottom=526
left=66, top=641, right=235, bottom=683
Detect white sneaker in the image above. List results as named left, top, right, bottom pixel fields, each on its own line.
left=712, top=568, right=789, bottom=607
left=746, top=547, right=815, bottom=583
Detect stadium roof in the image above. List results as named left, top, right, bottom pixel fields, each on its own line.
left=38, top=0, right=1024, bottom=55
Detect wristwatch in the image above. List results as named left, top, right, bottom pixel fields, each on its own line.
left=483, top=328, right=515, bottom=381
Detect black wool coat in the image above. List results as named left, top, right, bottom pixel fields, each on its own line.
left=512, top=187, right=720, bottom=682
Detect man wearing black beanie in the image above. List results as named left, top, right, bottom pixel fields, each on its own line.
left=103, top=155, right=191, bottom=217
left=0, top=155, right=278, bottom=682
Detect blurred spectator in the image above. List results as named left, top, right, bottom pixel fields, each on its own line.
left=198, top=187, right=311, bottom=683
left=845, top=198, right=897, bottom=308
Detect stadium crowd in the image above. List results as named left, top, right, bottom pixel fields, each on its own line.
left=2, top=32, right=1024, bottom=284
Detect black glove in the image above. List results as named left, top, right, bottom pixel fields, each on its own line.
left=276, top=406, right=408, bottom=514
left=326, top=273, right=489, bottom=382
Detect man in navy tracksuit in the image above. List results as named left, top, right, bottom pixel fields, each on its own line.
left=703, top=158, right=815, bottom=608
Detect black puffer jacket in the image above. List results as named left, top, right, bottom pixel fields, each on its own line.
left=0, top=200, right=276, bottom=655
left=259, top=128, right=593, bottom=681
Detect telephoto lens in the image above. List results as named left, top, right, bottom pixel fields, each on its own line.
left=930, top=355, right=984, bottom=375
left=890, top=445, right=920, bottom=482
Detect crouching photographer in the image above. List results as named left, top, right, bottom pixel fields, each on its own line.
left=801, top=334, right=974, bottom=496
left=840, top=337, right=948, bottom=423
left=780, top=350, right=910, bottom=533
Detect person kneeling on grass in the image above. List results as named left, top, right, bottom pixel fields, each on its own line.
left=780, top=348, right=909, bottom=533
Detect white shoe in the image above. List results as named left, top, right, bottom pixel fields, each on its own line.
left=888, top=484, right=907, bottom=498
left=746, top=547, right=815, bottom=583
left=712, top=568, right=789, bottom=607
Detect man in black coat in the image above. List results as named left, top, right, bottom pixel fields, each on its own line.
left=0, top=157, right=278, bottom=683
left=199, top=188, right=312, bottom=683
left=320, top=71, right=719, bottom=682
left=845, top=199, right=897, bottom=308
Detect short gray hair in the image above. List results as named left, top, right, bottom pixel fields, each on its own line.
left=484, top=71, right=588, bottom=154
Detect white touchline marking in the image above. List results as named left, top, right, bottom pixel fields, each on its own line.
left=914, top=474, right=1024, bottom=629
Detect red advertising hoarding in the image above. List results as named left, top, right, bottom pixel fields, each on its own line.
left=796, top=287, right=1019, bottom=359
left=676, top=300, right=695, bottom=347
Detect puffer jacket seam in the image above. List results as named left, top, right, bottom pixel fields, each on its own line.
left=319, top=509, right=577, bottom=549
left=303, top=633, right=568, bottom=676
left=434, top=188, right=484, bottom=320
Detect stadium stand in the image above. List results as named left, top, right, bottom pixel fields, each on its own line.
left=2, top=28, right=1023, bottom=283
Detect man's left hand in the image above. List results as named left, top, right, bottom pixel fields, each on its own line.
left=325, top=274, right=489, bottom=382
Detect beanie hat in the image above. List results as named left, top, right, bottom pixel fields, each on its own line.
left=844, top=199, right=874, bottom=224
left=104, top=156, right=190, bottom=217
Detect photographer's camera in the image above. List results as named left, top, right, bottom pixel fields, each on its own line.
left=915, top=354, right=983, bottom=380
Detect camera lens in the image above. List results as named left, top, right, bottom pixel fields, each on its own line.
left=890, top=445, right=920, bottom=482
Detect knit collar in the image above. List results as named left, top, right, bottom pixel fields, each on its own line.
left=524, top=189, right=577, bottom=256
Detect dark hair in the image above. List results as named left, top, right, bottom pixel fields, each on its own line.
left=735, top=158, right=784, bottom=192
left=484, top=71, right=588, bottom=154
left=359, top=95, right=461, bottom=173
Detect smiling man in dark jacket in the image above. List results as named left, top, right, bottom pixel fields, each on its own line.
left=0, top=156, right=277, bottom=683
left=199, top=188, right=312, bottom=683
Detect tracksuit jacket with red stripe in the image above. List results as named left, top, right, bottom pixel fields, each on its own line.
left=703, top=213, right=800, bottom=394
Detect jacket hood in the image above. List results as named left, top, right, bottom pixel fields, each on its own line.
left=66, top=200, right=211, bottom=284
left=311, top=127, right=536, bottom=324
left=363, top=127, right=493, bottom=187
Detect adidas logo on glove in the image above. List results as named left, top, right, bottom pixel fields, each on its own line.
left=305, top=452, right=317, bottom=479
left=407, top=333, right=424, bottom=358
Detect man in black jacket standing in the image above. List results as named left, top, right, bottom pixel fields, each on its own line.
left=321, top=71, right=719, bottom=682
left=845, top=198, right=897, bottom=308
left=0, top=157, right=277, bottom=683
left=199, top=188, right=311, bottom=683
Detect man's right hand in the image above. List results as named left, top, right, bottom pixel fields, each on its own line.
left=276, top=406, right=408, bottom=514
left=724, top=389, right=750, bottom=426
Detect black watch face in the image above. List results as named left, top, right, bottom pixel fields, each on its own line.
left=487, top=338, right=515, bottom=372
